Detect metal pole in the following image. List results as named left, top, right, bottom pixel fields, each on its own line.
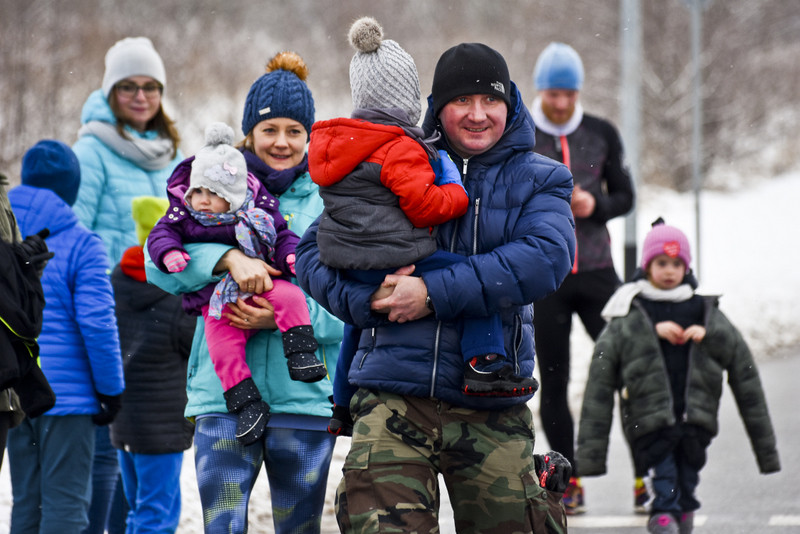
left=620, top=0, right=641, bottom=281
left=690, top=0, right=704, bottom=280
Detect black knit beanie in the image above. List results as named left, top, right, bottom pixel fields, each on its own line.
left=431, top=43, right=511, bottom=118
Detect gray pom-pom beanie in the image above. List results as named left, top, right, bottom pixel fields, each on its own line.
left=348, top=17, right=421, bottom=125
left=187, top=122, right=248, bottom=212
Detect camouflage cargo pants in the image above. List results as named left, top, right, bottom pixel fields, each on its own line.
left=335, top=389, right=567, bottom=533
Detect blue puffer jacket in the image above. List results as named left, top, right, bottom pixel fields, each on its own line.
left=296, top=82, right=576, bottom=410
left=9, top=186, right=124, bottom=415
left=72, top=90, right=183, bottom=265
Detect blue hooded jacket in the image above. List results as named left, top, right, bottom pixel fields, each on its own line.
left=296, top=82, right=575, bottom=410
left=9, top=186, right=124, bottom=415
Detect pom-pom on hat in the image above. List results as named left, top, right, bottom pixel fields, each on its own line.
left=131, top=196, right=169, bottom=246
left=348, top=17, right=421, bottom=125
left=432, top=43, right=511, bottom=118
left=21, top=140, right=81, bottom=206
left=641, top=218, right=692, bottom=270
left=187, top=123, right=248, bottom=212
left=102, top=37, right=166, bottom=98
left=241, top=51, right=315, bottom=139
left=533, top=42, right=584, bottom=91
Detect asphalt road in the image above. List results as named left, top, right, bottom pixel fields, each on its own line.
left=424, top=347, right=799, bottom=534
left=553, top=347, right=799, bottom=533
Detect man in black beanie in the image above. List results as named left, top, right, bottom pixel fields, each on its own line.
left=297, top=42, right=575, bottom=533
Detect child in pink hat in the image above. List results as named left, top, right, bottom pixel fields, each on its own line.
left=576, top=218, right=780, bottom=534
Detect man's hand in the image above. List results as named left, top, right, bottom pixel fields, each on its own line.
left=571, top=185, right=596, bottom=218
left=370, top=265, right=432, bottom=323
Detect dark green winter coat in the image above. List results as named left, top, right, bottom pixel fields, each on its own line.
left=576, top=295, right=780, bottom=477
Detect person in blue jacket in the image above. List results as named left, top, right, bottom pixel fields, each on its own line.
left=70, top=36, right=183, bottom=534
left=7, top=140, right=125, bottom=534
left=146, top=51, right=344, bottom=534
left=295, top=42, right=576, bottom=533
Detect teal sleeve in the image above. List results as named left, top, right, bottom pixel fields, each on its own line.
left=144, top=242, right=233, bottom=295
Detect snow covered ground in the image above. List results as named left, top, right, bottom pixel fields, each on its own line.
left=2, top=171, right=799, bottom=532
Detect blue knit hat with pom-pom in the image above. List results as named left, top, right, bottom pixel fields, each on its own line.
left=241, top=51, right=315, bottom=139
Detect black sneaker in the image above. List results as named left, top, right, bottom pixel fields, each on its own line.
left=462, top=355, right=539, bottom=397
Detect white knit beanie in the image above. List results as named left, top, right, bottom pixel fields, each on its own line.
left=186, top=123, right=248, bottom=212
left=102, top=37, right=167, bottom=98
left=348, top=17, right=421, bottom=125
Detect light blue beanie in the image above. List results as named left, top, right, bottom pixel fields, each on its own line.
left=533, top=42, right=584, bottom=91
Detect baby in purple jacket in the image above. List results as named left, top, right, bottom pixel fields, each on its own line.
left=147, top=123, right=325, bottom=445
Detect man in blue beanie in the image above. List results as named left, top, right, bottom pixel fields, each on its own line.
left=530, top=42, right=636, bottom=516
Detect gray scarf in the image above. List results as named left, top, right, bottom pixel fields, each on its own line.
left=78, top=120, right=175, bottom=171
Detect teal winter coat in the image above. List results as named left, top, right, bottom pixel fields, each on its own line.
left=146, top=171, right=343, bottom=423
left=72, top=89, right=182, bottom=265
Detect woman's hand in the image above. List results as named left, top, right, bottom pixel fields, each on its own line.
left=215, top=248, right=281, bottom=295
left=223, top=296, right=277, bottom=331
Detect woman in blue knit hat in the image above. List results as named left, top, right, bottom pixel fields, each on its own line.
left=146, top=51, right=343, bottom=534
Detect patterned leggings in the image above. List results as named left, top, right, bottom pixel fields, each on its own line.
left=193, top=414, right=336, bottom=534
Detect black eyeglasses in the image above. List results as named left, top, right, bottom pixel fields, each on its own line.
left=115, top=81, right=163, bottom=98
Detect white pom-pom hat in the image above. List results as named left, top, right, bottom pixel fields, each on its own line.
left=186, top=122, right=248, bottom=212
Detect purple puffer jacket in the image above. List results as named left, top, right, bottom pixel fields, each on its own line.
left=147, top=156, right=299, bottom=315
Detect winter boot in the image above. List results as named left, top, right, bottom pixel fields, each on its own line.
left=679, top=512, right=694, bottom=534
left=462, top=354, right=539, bottom=397
left=223, top=377, right=270, bottom=446
left=562, top=476, right=586, bottom=515
left=282, top=325, right=326, bottom=383
left=647, top=513, right=679, bottom=534
left=634, top=476, right=654, bottom=514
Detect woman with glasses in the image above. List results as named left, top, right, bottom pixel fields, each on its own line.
left=71, top=36, right=183, bottom=534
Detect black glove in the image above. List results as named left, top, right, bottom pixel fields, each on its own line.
left=534, top=450, right=572, bottom=493
left=92, top=393, right=123, bottom=426
left=15, top=229, right=54, bottom=277
left=328, top=403, right=354, bottom=437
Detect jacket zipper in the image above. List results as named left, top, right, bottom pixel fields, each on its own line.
left=358, top=328, right=377, bottom=369
left=681, top=297, right=714, bottom=422
left=634, top=300, right=677, bottom=425
left=434, top=157, right=471, bottom=395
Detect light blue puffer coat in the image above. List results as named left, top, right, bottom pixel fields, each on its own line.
left=72, top=89, right=182, bottom=265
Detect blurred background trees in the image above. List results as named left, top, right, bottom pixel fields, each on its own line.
left=1, top=0, right=798, bottom=190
